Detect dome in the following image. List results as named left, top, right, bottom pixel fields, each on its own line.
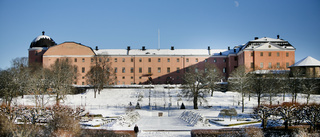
left=30, top=31, right=56, bottom=48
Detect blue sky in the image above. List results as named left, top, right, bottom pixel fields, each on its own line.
left=0, top=0, right=319, bottom=69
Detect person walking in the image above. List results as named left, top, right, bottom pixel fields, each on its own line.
left=134, top=124, right=139, bottom=137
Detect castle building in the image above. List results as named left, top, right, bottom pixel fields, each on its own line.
left=28, top=32, right=295, bottom=85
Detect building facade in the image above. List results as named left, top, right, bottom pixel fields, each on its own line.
left=28, top=32, right=295, bottom=85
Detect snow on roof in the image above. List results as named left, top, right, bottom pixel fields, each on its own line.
left=252, top=37, right=284, bottom=42
left=94, top=49, right=233, bottom=56
left=289, top=56, right=320, bottom=67
left=32, top=35, right=52, bottom=42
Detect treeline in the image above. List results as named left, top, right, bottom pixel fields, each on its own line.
left=229, top=66, right=320, bottom=112
left=254, top=102, right=320, bottom=131
left=0, top=57, right=77, bottom=107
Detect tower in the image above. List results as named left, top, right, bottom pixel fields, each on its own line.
left=28, top=31, right=56, bottom=66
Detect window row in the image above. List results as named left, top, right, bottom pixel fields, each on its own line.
left=251, top=52, right=290, bottom=57
left=113, top=67, right=181, bottom=73
left=252, top=62, right=290, bottom=68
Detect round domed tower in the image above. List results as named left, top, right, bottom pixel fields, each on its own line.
left=28, top=31, right=56, bottom=65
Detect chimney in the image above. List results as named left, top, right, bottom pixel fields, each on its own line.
left=234, top=49, right=236, bottom=53
left=127, top=46, right=130, bottom=55
left=208, top=46, right=211, bottom=55
left=95, top=46, right=99, bottom=51
left=219, top=52, right=222, bottom=55
left=277, top=35, right=280, bottom=39
left=254, top=37, right=259, bottom=40
left=171, top=46, right=174, bottom=50
left=228, top=46, right=230, bottom=50
left=142, top=46, right=146, bottom=51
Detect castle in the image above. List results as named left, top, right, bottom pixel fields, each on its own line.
left=29, top=31, right=295, bottom=85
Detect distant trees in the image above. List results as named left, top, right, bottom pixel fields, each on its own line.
left=254, top=103, right=320, bottom=130
left=86, top=56, right=115, bottom=98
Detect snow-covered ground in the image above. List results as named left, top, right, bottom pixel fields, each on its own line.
left=11, top=86, right=320, bottom=136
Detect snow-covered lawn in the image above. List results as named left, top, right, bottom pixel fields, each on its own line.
left=11, top=86, right=320, bottom=136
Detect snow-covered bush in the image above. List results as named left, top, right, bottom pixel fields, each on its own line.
left=114, top=111, right=140, bottom=127
left=179, top=111, right=210, bottom=127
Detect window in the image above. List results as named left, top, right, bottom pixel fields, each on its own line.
left=91, top=58, right=94, bottom=62
left=158, top=67, right=161, bottom=73
left=139, top=58, right=142, bottom=62
left=107, top=58, right=110, bottom=62
left=130, top=67, right=134, bottom=73
left=268, top=52, right=271, bottom=56
left=82, top=58, right=85, bottom=62
left=213, top=68, right=216, bottom=72
left=260, top=63, right=263, bottom=68
left=139, top=67, right=142, bottom=73
left=131, top=58, right=134, bottom=62
left=114, top=67, right=117, bottom=73
left=131, top=76, right=133, bottom=79
left=195, top=68, right=198, bottom=73
left=139, top=77, right=142, bottom=79
left=82, top=82, right=85, bottom=85
left=177, top=67, right=180, bottom=73
left=276, top=62, right=280, bottom=68
left=205, top=59, right=208, bottom=62
left=122, top=67, right=125, bottom=73
left=214, top=59, right=217, bottom=63
left=277, top=52, right=280, bottom=57
left=251, top=52, right=254, bottom=56
left=223, top=68, right=226, bottom=73
left=260, top=52, right=263, bottom=56
left=167, top=58, right=170, bottom=62
left=122, top=76, right=125, bottom=79
left=82, top=76, right=84, bottom=79
left=223, top=59, right=226, bottom=62
left=186, top=58, right=189, bottom=62
left=167, top=67, right=170, bottom=73
left=268, top=62, right=272, bottom=68
left=148, top=67, right=151, bottom=73
left=114, top=58, right=118, bottom=62
left=82, top=67, right=85, bottom=73
left=148, top=58, right=151, bottom=62
left=234, top=57, right=238, bottom=61
left=286, top=62, right=289, bottom=67
left=74, top=58, right=77, bottom=62
left=158, top=58, right=161, bottom=62
left=195, top=58, right=198, bottom=62
left=177, top=58, right=180, bottom=62
left=35, top=51, right=38, bottom=56
left=286, top=52, right=289, bottom=57
left=99, top=58, right=102, bottom=62
left=122, top=58, right=125, bottom=62
left=251, top=62, right=254, bottom=68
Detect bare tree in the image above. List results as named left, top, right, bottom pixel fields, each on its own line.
left=86, top=56, right=115, bottom=98
left=182, top=66, right=207, bottom=109
left=11, top=57, right=29, bottom=98
left=229, top=65, right=250, bottom=113
left=48, top=58, right=78, bottom=105
left=204, top=63, right=223, bottom=96
left=300, top=78, right=319, bottom=105
left=28, top=67, right=52, bottom=108
left=248, top=74, right=264, bottom=107
left=0, top=69, right=19, bottom=106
